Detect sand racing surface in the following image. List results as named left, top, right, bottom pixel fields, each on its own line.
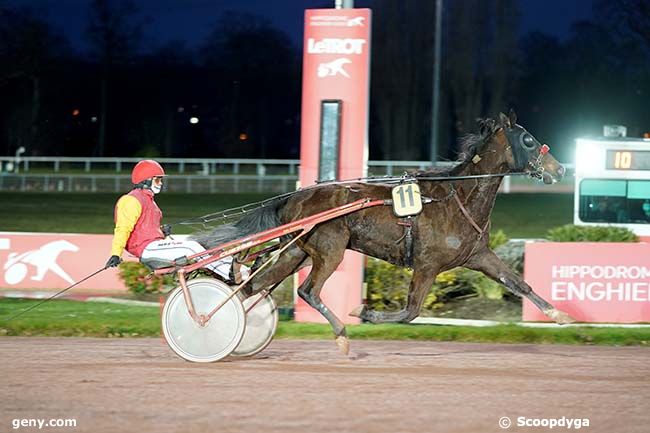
left=1, top=338, right=648, bottom=433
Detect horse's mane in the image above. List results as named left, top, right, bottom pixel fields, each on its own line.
left=414, top=116, right=501, bottom=177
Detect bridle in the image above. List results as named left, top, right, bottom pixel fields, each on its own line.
left=529, top=144, right=550, bottom=178
left=503, top=125, right=550, bottom=179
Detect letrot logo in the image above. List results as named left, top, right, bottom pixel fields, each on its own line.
left=307, top=38, right=366, bottom=55
left=347, top=17, right=365, bottom=27
left=3, top=240, right=79, bottom=285
left=318, top=58, right=352, bottom=78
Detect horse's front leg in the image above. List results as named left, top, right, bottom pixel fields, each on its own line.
left=350, top=267, right=438, bottom=324
left=464, top=248, right=575, bottom=324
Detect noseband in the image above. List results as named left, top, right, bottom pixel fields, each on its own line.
left=528, top=143, right=550, bottom=178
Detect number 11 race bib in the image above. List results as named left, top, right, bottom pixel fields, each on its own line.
left=391, top=183, right=423, bottom=217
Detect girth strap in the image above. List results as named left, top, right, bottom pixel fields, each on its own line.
left=396, top=216, right=415, bottom=268
left=453, top=194, right=489, bottom=238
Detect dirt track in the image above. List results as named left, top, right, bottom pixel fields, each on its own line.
left=1, top=338, right=648, bottom=433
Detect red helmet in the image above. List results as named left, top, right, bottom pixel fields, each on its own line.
left=131, top=160, right=165, bottom=184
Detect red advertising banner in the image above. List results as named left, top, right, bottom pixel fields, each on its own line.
left=296, top=8, right=372, bottom=324
left=523, top=242, right=650, bottom=323
left=300, top=8, right=372, bottom=184
left=0, top=232, right=128, bottom=293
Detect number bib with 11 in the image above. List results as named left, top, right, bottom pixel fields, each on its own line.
left=391, top=183, right=423, bottom=217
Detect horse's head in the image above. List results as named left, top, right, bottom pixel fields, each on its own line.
left=497, top=110, right=565, bottom=184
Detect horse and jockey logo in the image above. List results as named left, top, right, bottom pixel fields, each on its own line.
left=347, top=16, right=365, bottom=26
left=3, top=240, right=79, bottom=285
left=317, top=58, right=352, bottom=78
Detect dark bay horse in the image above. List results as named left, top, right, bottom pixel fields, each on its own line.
left=192, top=111, right=574, bottom=353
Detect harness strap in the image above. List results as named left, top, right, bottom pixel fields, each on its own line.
left=453, top=193, right=489, bottom=237
left=396, top=217, right=414, bottom=268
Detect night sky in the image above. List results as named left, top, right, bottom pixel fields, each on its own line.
left=2, top=0, right=610, bottom=161
left=7, top=0, right=594, bottom=52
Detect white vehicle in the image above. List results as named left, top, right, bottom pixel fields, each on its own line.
left=574, top=137, right=650, bottom=239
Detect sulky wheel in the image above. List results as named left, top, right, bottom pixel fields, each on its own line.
left=162, top=278, right=246, bottom=363
left=230, top=291, right=279, bottom=357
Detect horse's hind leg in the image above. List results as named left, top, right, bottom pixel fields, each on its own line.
left=297, top=228, right=351, bottom=354
left=350, top=267, right=438, bottom=324
left=244, top=244, right=309, bottom=296
left=465, top=248, right=575, bottom=324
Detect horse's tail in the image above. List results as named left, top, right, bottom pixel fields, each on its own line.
left=189, top=198, right=286, bottom=250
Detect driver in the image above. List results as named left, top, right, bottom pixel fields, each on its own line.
left=105, top=159, right=235, bottom=279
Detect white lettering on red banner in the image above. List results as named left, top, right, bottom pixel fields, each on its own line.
left=309, top=15, right=366, bottom=27
left=550, top=264, right=650, bottom=302
left=523, top=242, right=650, bottom=323
left=551, top=265, right=650, bottom=279
left=307, top=38, right=366, bottom=55
left=551, top=282, right=650, bottom=301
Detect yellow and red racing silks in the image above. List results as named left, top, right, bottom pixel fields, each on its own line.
left=110, top=195, right=142, bottom=256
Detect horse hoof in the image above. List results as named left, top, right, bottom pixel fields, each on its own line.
left=335, top=336, right=350, bottom=356
left=349, top=305, right=366, bottom=318
left=544, top=308, right=576, bottom=325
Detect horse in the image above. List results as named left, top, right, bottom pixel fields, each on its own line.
left=191, top=110, right=574, bottom=354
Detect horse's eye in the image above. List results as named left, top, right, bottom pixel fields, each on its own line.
left=522, top=134, right=536, bottom=150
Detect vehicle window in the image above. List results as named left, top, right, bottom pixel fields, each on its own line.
left=579, top=179, right=650, bottom=224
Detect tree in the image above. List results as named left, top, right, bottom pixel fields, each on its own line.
left=199, top=12, right=299, bottom=157
left=514, top=3, right=650, bottom=162
left=132, top=41, right=197, bottom=157
left=368, top=0, right=520, bottom=160
left=0, top=5, right=69, bottom=155
left=608, top=0, right=650, bottom=48
left=86, top=0, right=142, bottom=156
left=445, top=0, right=520, bottom=142
left=369, top=1, right=435, bottom=160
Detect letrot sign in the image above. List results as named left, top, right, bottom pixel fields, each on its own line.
left=296, top=8, right=372, bottom=324
left=523, top=242, right=650, bottom=323
left=0, top=232, right=127, bottom=292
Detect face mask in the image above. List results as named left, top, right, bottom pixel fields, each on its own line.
left=151, top=177, right=163, bottom=194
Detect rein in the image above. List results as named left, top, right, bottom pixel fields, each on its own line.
left=409, top=172, right=529, bottom=182
left=178, top=121, right=552, bottom=229
left=175, top=171, right=532, bottom=228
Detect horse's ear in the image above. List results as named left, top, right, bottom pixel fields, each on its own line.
left=498, top=112, right=511, bottom=128
left=508, top=109, right=517, bottom=126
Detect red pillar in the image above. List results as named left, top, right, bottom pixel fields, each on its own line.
left=295, top=9, right=372, bottom=324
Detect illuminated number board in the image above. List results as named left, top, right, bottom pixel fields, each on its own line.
left=605, top=150, right=650, bottom=170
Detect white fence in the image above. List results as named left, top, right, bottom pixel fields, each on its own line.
left=0, top=156, right=439, bottom=175
left=0, top=156, right=574, bottom=193
left=0, top=174, right=298, bottom=194
left=0, top=156, right=300, bottom=176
